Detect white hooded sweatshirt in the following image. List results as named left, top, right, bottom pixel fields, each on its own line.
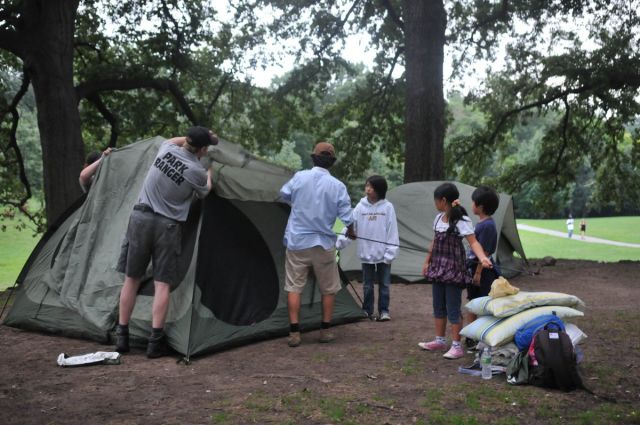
left=336, top=197, right=399, bottom=264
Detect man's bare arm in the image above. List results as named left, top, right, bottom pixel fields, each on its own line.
left=166, top=137, right=187, bottom=146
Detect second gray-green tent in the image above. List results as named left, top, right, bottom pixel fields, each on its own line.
left=339, top=181, right=527, bottom=281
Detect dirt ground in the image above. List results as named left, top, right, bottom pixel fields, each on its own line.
left=1, top=260, right=639, bottom=425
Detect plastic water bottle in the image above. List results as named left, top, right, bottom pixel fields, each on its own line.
left=481, top=347, right=492, bottom=380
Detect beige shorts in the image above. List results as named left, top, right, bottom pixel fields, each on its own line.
left=284, top=247, right=341, bottom=295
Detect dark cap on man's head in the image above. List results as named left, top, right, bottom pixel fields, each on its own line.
left=187, top=126, right=218, bottom=148
left=312, top=141, right=336, bottom=157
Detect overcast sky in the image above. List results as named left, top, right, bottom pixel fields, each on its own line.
left=214, top=3, right=607, bottom=94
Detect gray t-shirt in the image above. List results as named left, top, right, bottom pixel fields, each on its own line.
left=138, top=141, right=208, bottom=221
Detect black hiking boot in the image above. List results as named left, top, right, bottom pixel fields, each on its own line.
left=115, top=324, right=130, bottom=353
left=146, top=331, right=170, bottom=359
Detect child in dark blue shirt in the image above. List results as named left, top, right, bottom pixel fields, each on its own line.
left=466, top=186, right=501, bottom=329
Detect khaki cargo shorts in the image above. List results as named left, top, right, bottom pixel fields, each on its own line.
left=284, top=246, right=341, bottom=295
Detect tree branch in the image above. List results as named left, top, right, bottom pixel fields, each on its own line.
left=1, top=68, right=33, bottom=210
left=380, top=46, right=403, bottom=95
left=552, top=97, right=571, bottom=188
left=160, top=0, right=180, bottom=31
left=313, top=0, right=362, bottom=58
left=478, top=67, right=640, bottom=152
left=0, top=2, right=21, bottom=31
left=380, top=0, right=404, bottom=32
left=330, top=47, right=403, bottom=123
left=275, top=58, right=330, bottom=97
left=475, top=0, right=510, bottom=29
left=274, top=1, right=364, bottom=97
left=205, top=73, right=230, bottom=119
left=223, top=83, right=236, bottom=122
left=160, top=0, right=186, bottom=76
left=484, top=83, right=593, bottom=148
left=85, top=94, right=119, bottom=148
left=453, top=0, right=509, bottom=73
left=0, top=28, right=25, bottom=57
left=74, top=41, right=105, bottom=62
left=341, top=47, right=404, bottom=163
left=75, top=77, right=200, bottom=125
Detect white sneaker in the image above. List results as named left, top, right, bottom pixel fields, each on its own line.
left=377, top=312, right=391, bottom=322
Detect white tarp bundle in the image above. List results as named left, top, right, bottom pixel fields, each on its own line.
left=57, top=351, right=121, bottom=367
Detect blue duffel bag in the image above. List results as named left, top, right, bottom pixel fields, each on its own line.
left=514, top=313, right=565, bottom=351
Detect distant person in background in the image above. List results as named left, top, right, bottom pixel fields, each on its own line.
left=79, top=147, right=112, bottom=193
left=580, top=219, right=587, bottom=240
left=566, top=214, right=574, bottom=238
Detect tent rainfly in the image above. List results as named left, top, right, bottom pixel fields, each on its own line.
left=339, top=181, right=527, bottom=282
left=4, top=137, right=363, bottom=360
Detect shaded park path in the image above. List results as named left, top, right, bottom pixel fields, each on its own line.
left=517, top=223, right=640, bottom=248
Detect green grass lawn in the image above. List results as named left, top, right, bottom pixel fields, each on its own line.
left=340, top=216, right=639, bottom=262
left=1, top=215, right=637, bottom=291
left=517, top=216, right=640, bottom=261
left=0, top=221, right=41, bottom=290
left=517, top=229, right=640, bottom=261
left=517, top=216, right=640, bottom=244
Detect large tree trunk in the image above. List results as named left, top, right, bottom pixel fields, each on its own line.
left=403, top=0, right=446, bottom=183
left=22, top=0, right=84, bottom=226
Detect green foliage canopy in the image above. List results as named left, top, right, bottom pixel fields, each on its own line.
left=235, top=0, right=640, bottom=215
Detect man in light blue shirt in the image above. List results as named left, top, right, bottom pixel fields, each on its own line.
left=280, top=141, right=355, bottom=347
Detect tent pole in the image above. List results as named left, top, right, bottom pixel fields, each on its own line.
left=182, top=206, right=207, bottom=365
left=338, top=266, right=363, bottom=305
left=0, top=280, right=19, bottom=318
left=180, top=279, right=198, bottom=364
left=182, top=279, right=197, bottom=365
left=33, top=286, right=50, bottom=319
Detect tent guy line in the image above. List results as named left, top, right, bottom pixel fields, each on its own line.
left=338, top=232, right=530, bottom=276
left=336, top=232, right=427, bottom=253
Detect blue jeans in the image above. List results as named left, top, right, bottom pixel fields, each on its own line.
left=432, top=281, right=463, bottom=324
left=362, top=263, right=391, bottom=315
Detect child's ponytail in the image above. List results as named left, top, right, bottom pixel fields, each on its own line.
left=433, top=182, right=469, bottom=234
left=448, top=199, right=469, bottom=234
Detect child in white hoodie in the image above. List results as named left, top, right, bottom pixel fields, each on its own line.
left=337, top=175, right=399, bottom=321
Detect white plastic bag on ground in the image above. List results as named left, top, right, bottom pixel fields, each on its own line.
left=564, top=323, right=588, bottom=346
left=57, top=351, right=121, bottom=367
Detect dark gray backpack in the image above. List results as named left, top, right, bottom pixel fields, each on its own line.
left=529, top=326, right=584, bottom=392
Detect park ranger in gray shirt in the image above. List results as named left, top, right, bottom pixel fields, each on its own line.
left=115, top=126, right=217, bottom=358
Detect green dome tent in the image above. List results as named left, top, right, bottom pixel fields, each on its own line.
left=339, top=181, right=527, bottom=282
left=4, top=137, right=363, bottom=360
